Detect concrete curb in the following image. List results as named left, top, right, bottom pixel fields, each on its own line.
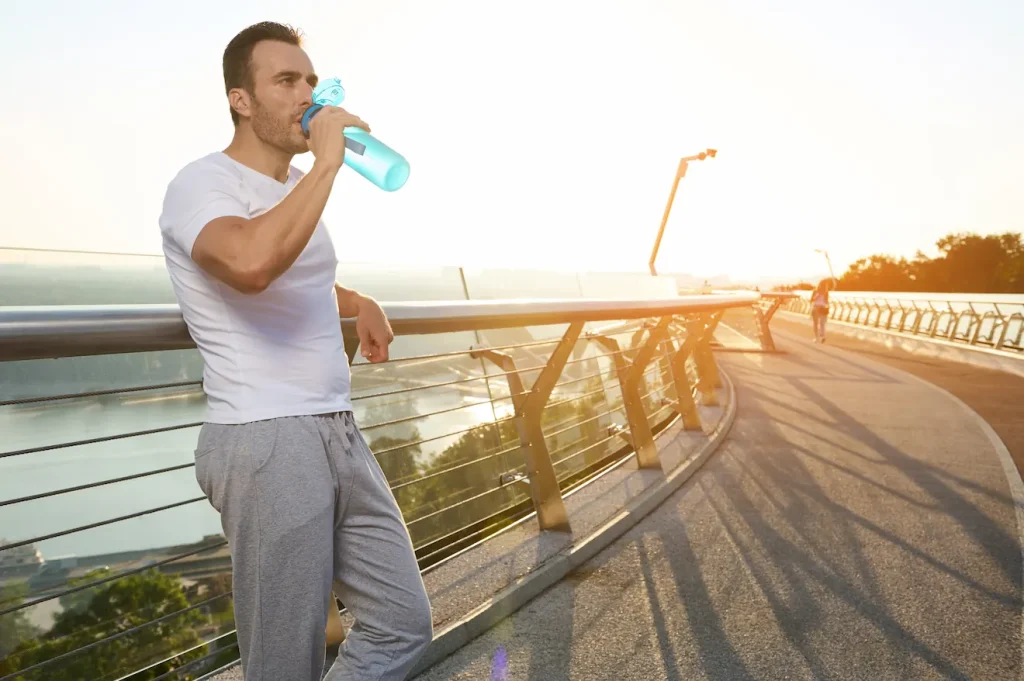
left=777, top=310, right=1024, bottom=379
left=410, top=369, right=739, bottom=677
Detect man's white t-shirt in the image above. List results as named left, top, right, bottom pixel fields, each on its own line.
left=159, top=152, right=353, bottom=424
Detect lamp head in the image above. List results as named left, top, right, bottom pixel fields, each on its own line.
left=707, top=148, right=717, bottom=158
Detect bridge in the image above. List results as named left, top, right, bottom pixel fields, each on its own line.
left=1, top=279, right=1022, bottom=681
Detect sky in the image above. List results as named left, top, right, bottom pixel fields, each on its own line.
left=0, top=0, right=1021, bottom=282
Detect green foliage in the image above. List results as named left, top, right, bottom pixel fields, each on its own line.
left=0, top=570, right=207, bottom=681
left=370, top=431, right=424, bottom=511
left=0, top=583, right=41, bottom=659
left=59, top=567, right=112, bottom=616
left=397, top=379, right=613, bottom=547
left=838, top=231, right=1024, bottom=293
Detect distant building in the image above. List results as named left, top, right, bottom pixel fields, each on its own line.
left=0, top=541, right=44, bottom=578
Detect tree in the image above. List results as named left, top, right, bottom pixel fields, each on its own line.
left=188, top=573, right=233, bottom=620
left=359, top=389, right=426, bottom=513
left=369, top=431, right=423, bottom=512
left=0, top=570, right=207, bottom=681
left=0, top=583, right=41, bottom=659
left=928, top=232, right=1024, bottom=293
left=838, top=254, right=915, bottom=291
left=58, top=568, right=112, bottom=616
left=832, top=231, right=1024, bottom=294
left=407, top=382, right=612, bottom=547
left=407, top=421, right=518, bottom=546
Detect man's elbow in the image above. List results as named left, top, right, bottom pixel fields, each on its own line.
left=230, top=261, right=274, bottom=295
left=203, top=252, right=273, bottom=294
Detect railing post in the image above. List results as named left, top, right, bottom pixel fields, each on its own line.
left=962, top=304, right=978, bottom=344
left=985, top=305, right=1004, bottom=345
left=910, top=303, right=924, bottom=335
left=933, top=303, right=952, bottom=338
left=898, top=303, right=912, bottom=332
left=925, top=303, right=939, bottom=336
left=471, top=323, right=585, bottom=534
left=754, top=297, right=784, bottom=352
left=971, top=311, right=989, bottom=345
left=589, top=334, right=650, bottom=465
left=995, top=311, right=1014, bottom=350
left=589, top=316, right=673, bottom=470
left=694, top=312, right=722, bottom=405
left=708, top=312, right=724, bottom=388
left=667, top=319, right=704, bottom=431
left=658, top=339, right=676, bottom=406
left=626, top=327, right=647, bottom=362
left=948, top=307, right=962, bottom=340
left=1009, top=314, right=1024, bottom=350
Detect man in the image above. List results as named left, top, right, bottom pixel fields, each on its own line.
left=158, top=21, right=433, bottom=681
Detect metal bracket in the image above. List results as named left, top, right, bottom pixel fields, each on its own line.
left=607, top=422, right=633, bottom=447
left=694, top=312, right=723, bottom=404
left=587, top=316, right=673, bottom=471
left=471, top=323, right=584, bottom=534
left=499, top=471, right=530, bottom=487
left=668, top=318, right=705, bottom=430
left=754, top=297, right=784, bottom=352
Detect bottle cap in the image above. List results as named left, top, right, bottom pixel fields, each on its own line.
left=313, top=77, right=346, bottom=107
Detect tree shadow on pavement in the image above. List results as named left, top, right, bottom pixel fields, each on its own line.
left=696, top=444, right=974, bottom=681
left=787, top=376, right=1022, bottom=586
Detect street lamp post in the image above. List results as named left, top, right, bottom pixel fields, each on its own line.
left=648, top=148, right=717, bottom=276
left=815, top=248, right=837, bottom=287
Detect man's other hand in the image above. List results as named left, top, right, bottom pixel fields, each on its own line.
left=355, top=297, right=394, bottom=363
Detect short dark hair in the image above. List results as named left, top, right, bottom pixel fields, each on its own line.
left=223, top=22, right=304, bottom=125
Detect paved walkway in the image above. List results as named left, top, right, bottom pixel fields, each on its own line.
left=413, top=327, right=1024, bottom=680
left=771, top=314, right=1024, bottom=481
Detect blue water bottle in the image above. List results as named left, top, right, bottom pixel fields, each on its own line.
left=301, top=77, right=410, bottom=192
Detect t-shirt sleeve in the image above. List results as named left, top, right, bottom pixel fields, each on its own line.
left=160, top=163, right=249, bottom=258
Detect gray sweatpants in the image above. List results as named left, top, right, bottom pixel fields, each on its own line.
left=194, top=411, right=433, bottom=681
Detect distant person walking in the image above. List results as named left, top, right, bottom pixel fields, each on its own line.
left=157, top=21, right=432, bottom=681
left=810, top=279, right=832, bottom=343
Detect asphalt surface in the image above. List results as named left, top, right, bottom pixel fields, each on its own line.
left=412, top=330, right=1023, bottom=680
left=770, top=314, right=1024, bottom=484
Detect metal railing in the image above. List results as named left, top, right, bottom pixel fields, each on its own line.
left=0, top=292, right=756, bottom=681
left=783, top=292, right=1024, bottom=354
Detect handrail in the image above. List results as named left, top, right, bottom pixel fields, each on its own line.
left=0, top=292, right=753, bottom=681
left=0, top=293, right=759, bottom=362
left=782, top=291, right=1024, bottom=353
left=789, top=290, right=1023, bottom=307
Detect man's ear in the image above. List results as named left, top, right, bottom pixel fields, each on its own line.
left=228, top=88, right=251, bottom=121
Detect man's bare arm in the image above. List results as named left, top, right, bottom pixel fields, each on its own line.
left=192, top=162, right=340, bottom=294
left=189, top=106, right=369, bottom=294
left=334, top=283, right=366, bottom=318
left=336, top=284, right=393, bottom=363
